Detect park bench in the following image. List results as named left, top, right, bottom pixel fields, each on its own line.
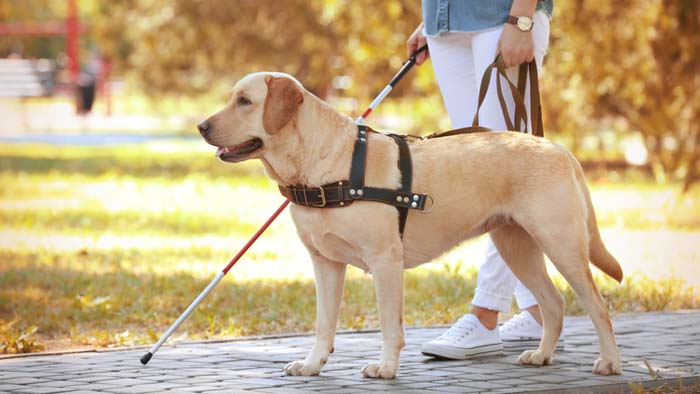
left=0, top=58, right=55, bottom=98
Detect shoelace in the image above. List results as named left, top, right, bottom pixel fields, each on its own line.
left=500, top=312, right=565, bottom=340
left=437, top=316, right=478, bottom=342
left=500, top=312, right=530, bottom=334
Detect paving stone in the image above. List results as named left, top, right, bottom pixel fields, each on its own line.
left=59, top=383, right=122, bottom=391
left=68, top=375, right=126, bottom=384
left=1, top=311, right=700, bottom=393
left=0, top=383, right=27, bottom=391
left=422, top=388, right=482, bottom=394
left=31, top=381, right=85, bottom=389
left=441, top=365, right=499, bottom=374
left=325, top=377, right=373, bottom=386
left=514, top=382, right=572, bottom=392
left=166, top=377, right=223, bottom=385
left=498, top=369, right=552, bottom=378
left=96, top=378, right=156, bottom=387
left=64, top=391, right=106, bottom=394
left=356, top=383, right=405, bottom=391
left=278, top=384, right=327, bottom=391
left=165, top=385, right=222, bottom=393
left=396, top=381, right=445, bottom=389
left=228, top=377, right=291, bottom=388
left=10, top=387, right=74, bottom=394
left=256, top=387, right=320, bottom=394
left=316, top=389, right=367, bottom=394
left=524, top=373, right=583, bottom=384
left=0, top=377, right=50, bottom=385
left=459, top=380, right=514, bottom=390
left=450, top=373, right=502, bottom=381
left=413, top=369, right=464, bottom=377
left=488, top=378, right=542, bottom=386
left=171, top=389, right=249, bottom=394
left=133, top=382, right=189, bottom=391
left=101, top=386, right=163, bottom=394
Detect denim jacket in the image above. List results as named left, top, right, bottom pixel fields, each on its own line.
left=422, top=0, right=554, bottom=36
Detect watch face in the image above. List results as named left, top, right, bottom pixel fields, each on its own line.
left=517, top=17, right=533, bottom=31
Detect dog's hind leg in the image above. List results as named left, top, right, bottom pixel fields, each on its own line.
left=524, top=210, right=622, bottom=375
left=284, top=250, right=347, bottom=377
left=548, top=253, right=621, bottom=374
left=489, top=223, right=565, bottom=366
left=361, top=245, right=405, bottom=379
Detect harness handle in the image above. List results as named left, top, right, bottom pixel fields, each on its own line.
left=518, top=58, right=544, bottom=137
left=472, top=54, right=544, bottom=137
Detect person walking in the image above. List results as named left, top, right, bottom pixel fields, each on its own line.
left=407, top=0, right=562, bottom=359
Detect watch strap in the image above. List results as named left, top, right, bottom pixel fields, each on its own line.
left=507, top=15, right=533, bottom=31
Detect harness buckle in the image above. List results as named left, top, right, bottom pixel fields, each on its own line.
left=311, top=186, right=327, bottom=207
left=291, top=187, right=302, bottom=205
left=420, top=195, right=434, bottom=214
left=302, top=186, right=309, bottom=206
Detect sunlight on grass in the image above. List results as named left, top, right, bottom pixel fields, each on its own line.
left=1, top=142, right=699, bottom=353
left=590, top=183, right=700, bottom=230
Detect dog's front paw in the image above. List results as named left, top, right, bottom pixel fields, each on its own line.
left=361, top=362, right=397, bottom=379
left=593, top=356, right=622, bottom=375
left=284, top=360, right=322, bottom=376
left=517, top=349, right=553, bottom=366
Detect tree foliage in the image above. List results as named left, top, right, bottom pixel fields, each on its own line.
left=0, top=0, right=69, bottom=58
left=90, top=0, right=700, bottom=187
left=92, top=1, right=422, bottom=100
left=2, top=0, right=698, bottom=187
left=543, top=0, right=700, bottom=188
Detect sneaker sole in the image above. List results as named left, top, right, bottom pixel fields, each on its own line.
left=502, top=338, right=565, bottom=352
left=420, top=342, right=504, bottom=360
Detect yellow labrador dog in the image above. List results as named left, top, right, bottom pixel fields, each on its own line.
left=198, top=72, right=623, bottom=379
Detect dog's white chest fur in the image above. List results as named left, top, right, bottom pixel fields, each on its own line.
left=289, top=202, right=409, bottom=274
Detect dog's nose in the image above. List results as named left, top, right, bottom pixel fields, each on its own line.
left=197, top=120, right=211, bottom=135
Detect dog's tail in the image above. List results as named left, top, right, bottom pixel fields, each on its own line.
left=567, top=150, right=624, bottom=283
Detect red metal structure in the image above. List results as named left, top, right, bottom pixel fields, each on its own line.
left=0, top=0, right=87, bottom=111
left=66, top=0, right=80, bottom=86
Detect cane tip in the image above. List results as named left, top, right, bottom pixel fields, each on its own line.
left=140, top=351, right=153, bottom=365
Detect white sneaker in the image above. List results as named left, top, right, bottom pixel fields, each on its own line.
left=421, top=314, right=504, bottom=359
left=499, top=311, right=565, bottom=351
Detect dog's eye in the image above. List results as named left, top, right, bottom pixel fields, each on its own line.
left=237, top=96, right=252, bottom=106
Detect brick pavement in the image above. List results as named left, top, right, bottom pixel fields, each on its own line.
left=1, top=311, right=699, bottom=393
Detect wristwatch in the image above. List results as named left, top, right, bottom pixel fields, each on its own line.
left=507, top=15, right=534, bottom=31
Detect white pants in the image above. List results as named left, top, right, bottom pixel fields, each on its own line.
left=426, top=11, right=550, bottom=313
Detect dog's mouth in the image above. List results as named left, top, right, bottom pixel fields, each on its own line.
left=215, top=138, right=264, bottom=163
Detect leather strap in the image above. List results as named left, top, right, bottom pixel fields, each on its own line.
left=424, top=125, right=492, bottom=139
left=349, top=125, right=369, bottom=195
left=391, top=135, right=412, bottom=236
left=347, top=127, right=429, bottom=238
left=506, top=15, right=534, bottom=31
left=359, top=187, right=429, bottom=211
left=280, top=125, right=430, bottom=238
left=495, top=56, right=528, bottom=133
left=517, top=60, right=544, bottom=137
left=472, top=54, right=544, bottom=137
left=279, top=181, right=351, bottom=208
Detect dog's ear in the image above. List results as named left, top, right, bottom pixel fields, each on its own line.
left=262, top=76, right=304, bottom=134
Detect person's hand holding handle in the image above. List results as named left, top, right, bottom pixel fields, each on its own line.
left=407, top=22, right=430, bottom=65
left=498, top=0, right=537, bottom=68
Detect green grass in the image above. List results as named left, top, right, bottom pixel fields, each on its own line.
left=1, top=142, right=699, bottom=353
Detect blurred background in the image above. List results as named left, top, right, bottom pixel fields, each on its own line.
left=1, top=0, right=699, bottom=354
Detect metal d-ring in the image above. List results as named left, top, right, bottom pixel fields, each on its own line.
left=419, top=195, right=434, bottom=214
